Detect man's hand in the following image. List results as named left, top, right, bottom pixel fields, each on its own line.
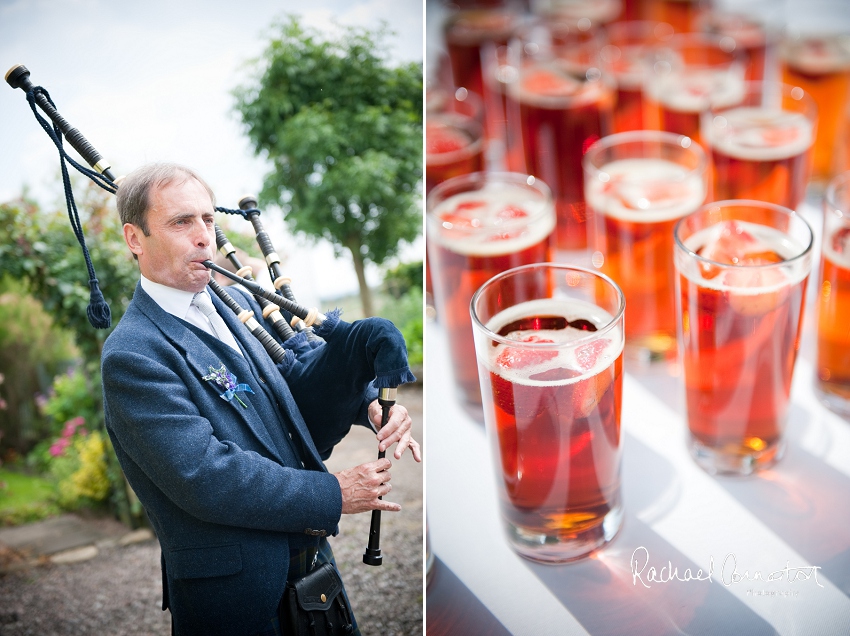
left=334, top=458, right=400, bottom=514
left=367, top=400, right=423, bottom=462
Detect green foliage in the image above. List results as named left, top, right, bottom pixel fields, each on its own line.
left=25, top=367, right=112, bottom=513
left=384, top=260, right=423, bottom=299
left=378, top=284, right=423, bottom=368
left=401, top=305, right=423, bottom=368
left=0, top=277, right=78, bottom=456
left=0, top=468, right=60, bottom=526
left=0, top=187, right=140, bottom=523
left=50, top=429, right=110, bottom=510
left=42, top=367, right=102, bottom=435
left=0, top=182, right=140, bottom=362
left=233, top=16, right=423, bottom=316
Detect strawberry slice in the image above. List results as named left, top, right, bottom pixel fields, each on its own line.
left=439, top=199, right=487, bottom=229
left=832, top=227, right=850, bottom=255
left=522, top=68, right=580, bottom=97
left=495, top=335, right=558, bottom=369
left=575, top=338, right=609, bottom=371
left=486, top=230, right=523, bottom=242
left=426, top=123, right=471, bottom=155
left=760, top=126, right=800, bottom=147
left=697, top=220, right=780, bottom=279
left=496, top=205, right=528, bottom=221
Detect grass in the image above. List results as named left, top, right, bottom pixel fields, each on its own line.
left=0, top=467, right=60, bottom=526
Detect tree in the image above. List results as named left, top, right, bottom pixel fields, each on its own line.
left=233, top=16, right=423, bottom=316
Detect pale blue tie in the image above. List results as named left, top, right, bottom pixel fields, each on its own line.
left=191, top=292, right=241, bottom=354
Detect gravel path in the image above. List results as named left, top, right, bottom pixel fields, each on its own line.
left=0, top=385, right=423, bottom=636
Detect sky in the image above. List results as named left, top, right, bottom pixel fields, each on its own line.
left=0, top=0, right=424, bottom=305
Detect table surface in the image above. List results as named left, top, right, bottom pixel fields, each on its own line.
left=424, top=199, right=850, bottom=635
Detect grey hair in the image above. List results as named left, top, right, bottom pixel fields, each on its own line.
left=116, top=162, right=216, bottom=235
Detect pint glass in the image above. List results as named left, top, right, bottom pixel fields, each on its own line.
left=442, top=2, right=522, bottom=99
left=780, top=32, right=850, bottom=187
left=645, top=33, right=747, bottom=145
left=705, top=82, right=817, bottom=209
left=585, top=131, right=707, bottom=361
left=601, top=20, right=675, bottom=133
left=425, top=88, right=485, bottom=196
left=674, top=201, right=814, bottom=475
left=507, top=20, right=616, bottom=252
left=817, top=171, right=850, bottom=417
left=471, top=263, right=625, bottom=562
left=697, top=9, right=774, bottom=83
left=427, top=172, right=556, bottom=414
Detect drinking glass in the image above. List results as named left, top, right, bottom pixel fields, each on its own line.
left=584, top=130, right=707, bottom=362
left=442, top=1, right=523, bottom=100
left=705, top=81, right=817, bottom=209
left=426, top=88, right=485, bottom=196
left=650, top=0, right=709, bottom=34
left=674, top=200, right=814, bottom=475
left=645, top=33, right=747, bottom=146
left=427, top=172, right=556, bottom=415
left=470, top=263, right=625, bottom=562
left=530, top=0, right=623, bottom=26
left=780, top=32, right=850, bottom=188
left=697, top=9, right=775, bottom=83
left=601, top=20, right=674, bottom=133
left=817, top=171, right=850, bottom=417
left=507, top=19, right=616, bottom=253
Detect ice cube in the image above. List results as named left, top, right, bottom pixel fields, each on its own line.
left=698, top=220, right=783, bottom=279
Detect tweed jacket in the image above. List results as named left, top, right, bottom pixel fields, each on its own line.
left=102, top=283, right=354, bottom=635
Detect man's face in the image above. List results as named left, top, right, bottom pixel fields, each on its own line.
left=123, top=177, right=216, bottom=293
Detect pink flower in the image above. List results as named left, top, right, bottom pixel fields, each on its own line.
left=49, top=437, right=71, bottom=457
left=61, top=417, right=86, bottom=438
left=0, top=398, right=6, bottom=411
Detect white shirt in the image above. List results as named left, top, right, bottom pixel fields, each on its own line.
left=140, top=274, right=242, bottom=354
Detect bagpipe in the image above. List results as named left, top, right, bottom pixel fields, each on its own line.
left=5, top=63, right=416, bottom=566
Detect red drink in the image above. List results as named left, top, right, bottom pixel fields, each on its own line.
left=443, top=6, right=520, bottom=98
left=585, top=139, right=706, bottom=360
left=651, top=0, right=705, bottom=34
left=427, top=174, right=556, bottom=412
left=698, top=10, right=772, bottom=82
left=471, top=265, right=626, bottom=562
left=675, top=207, right=814, bottom=474
left=781, top=34, right=850, bottom=186
left=645, top=34, right=746, bottom=145
left=531, top=0, right=623, bottom=25
left=508, top=36, right=615, bottom=250
left=602, top=21, right=675, bottom=133
left=426, top=115, right=485, bottom=196
left=708, top=101, right=815, bottom=209
left=816, top=173, right=850, bottom=416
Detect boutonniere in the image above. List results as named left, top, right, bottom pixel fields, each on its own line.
left=202, top=364, right=254, bottom=408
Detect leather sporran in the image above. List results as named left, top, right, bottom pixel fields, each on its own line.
left=280, top=562, right=354, bottom=635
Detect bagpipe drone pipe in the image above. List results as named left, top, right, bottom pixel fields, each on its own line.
left=6, top=63, right=416, bottom=565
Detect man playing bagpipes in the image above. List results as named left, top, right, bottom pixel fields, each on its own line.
left=101, top=162, right=422, bottom=635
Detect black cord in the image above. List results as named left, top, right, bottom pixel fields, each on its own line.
left=25, top=86, right=113, bottom=329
